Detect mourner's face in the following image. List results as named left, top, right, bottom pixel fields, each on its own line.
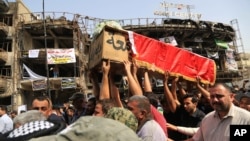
left=183, top=97, right=196, bottom=113
left=209, top=85, right=234, bottom=112
left=85, top=100, right=95, bottom=115
left=67, top=109, right=74, bottom=117
left=32, top=99, right=51, bottom=117
left=239, top=97, right=250, bottom=110
left=0, top=108, right=5, bottom=116
left=93, top=103, right=104, bottom=117
left=127, top=101, right=144, bottom=121
left=72, top=98, right=87, bottom=110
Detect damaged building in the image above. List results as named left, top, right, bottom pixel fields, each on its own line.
left=0, top=0, right=248, bottom=111
left=0, top=0, right=94, bottom=110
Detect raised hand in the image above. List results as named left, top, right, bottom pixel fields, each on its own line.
left=164, top=71, right=170, bottom=82
left=102, top=59, right=110, bottom=75
left=131, top=59, right=138, bottom=76
left=123, top=60, right=132, bottom=74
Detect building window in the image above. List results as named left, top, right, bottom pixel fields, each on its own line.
left=0, top=66, right=11, bottom=77
left=0, top=14, right=13, bottom=26
left=0, top=39, right=12, bottom=52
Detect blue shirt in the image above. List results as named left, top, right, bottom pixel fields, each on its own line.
left=0, top=114, right=13, bottom=134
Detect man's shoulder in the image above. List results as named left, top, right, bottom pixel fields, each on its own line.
left=202, top=110, right=216, bottom=120
left=2, top=114, right=13, bottom=123
left=48, top=114, right=65, bottom=123
left=195, top=108, right=206, bottom=116
left=233, top=105, right=250, bottom=117
left=144, top=119, right=162, bottom=127
left=139, top=120, right=167, bottom=140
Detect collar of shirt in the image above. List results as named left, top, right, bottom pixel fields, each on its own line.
left=213, top=104, right=234, bottom=119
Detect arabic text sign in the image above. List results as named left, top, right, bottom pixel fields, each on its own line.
left=154, top=11, right=202, bottom=19
left=225, top=49, right=238, bottom=71
left=61, top=77, right=76, bottom=89
left=89, top=26, right=128, bottom=69
left=29, top=49, right=40, bottom=58
left=32, top=79, right=47, bottom=91
left=47, top=48, right=76, bottom=64
left=154, top=1, right=201, bottom=20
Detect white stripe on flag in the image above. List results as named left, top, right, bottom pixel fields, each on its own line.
left=128, top=31, right=137, bottom=55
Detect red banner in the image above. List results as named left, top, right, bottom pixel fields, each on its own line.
left=128, top=31, right=216, bottom=85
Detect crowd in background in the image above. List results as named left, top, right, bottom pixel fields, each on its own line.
left=0, top=59, right=250, bottom=141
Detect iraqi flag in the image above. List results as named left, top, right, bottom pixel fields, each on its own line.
left=128, top=31, right=216, bottom=85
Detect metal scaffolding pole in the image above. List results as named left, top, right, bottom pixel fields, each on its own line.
left=42, top=0, right=51, bottom=98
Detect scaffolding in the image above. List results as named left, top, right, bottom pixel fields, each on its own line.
left=230, top=19, right=249, bottom=80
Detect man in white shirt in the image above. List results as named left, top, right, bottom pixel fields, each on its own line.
left=185, top=83, right=250, bottom=141
left=0, top=105, right=13, bottom=134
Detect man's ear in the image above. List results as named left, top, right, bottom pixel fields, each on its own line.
left=140, top=109, right=148, bottom=116
left=230, top=93, right=236, bottom=102
left=230, top=93, right=235, bottom=98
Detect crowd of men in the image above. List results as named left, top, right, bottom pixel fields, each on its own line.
left=0, top=59, right=250, bottom=141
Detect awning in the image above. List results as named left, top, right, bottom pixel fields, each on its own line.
left=215, top=39, right=229, bottom=49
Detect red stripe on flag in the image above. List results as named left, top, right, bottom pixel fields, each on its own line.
left=128, top=32, right=216, bottom=85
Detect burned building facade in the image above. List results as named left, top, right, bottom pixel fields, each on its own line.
left=0, top=0, right=247, bottom=111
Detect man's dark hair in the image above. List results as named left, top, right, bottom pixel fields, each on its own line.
left=212, top=83, right=232, bottom=93
left=88, top=97, right=96, bottom=105
left=144, top=93, right=159, bottom=108
left=32, top=95, right=52, bottom=108
left=96, top=99, right=114, bottom=114
left=0, top=105, right=7, bottom=112
left=183, top=93, right=199, bottom=103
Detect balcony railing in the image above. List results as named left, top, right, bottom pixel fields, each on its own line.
left=0, top=0, right=9, bottom=12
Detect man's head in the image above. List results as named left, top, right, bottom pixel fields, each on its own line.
left=93, top=99, right=114, bottom=117
left=183, top=93, right=199, bottom=114
left=85, top=97, right=96, bottom=115
left=10, top=110, right=18, bottom=119
left=0, top=105, right=8, bottom=116
left=209, top=83, right=234, bottom=114
left=32, top=96, right=52, bottom=118
left=145, top=93, right=159, bottom=109
left=63, top=100, right=70, bottom=111
left=66, top=107, right=75, bottom=117
left=127, top=95, right=151, bottom=121
left=239, top=95, right=250, bottom=111
left=69, top=92, right=87, bottom=111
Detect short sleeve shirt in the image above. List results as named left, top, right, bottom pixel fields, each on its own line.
left=192, top=104, right=250, bottom=141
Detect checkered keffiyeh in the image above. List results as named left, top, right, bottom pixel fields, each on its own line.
left=7, top=120, right=54, bottom=138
